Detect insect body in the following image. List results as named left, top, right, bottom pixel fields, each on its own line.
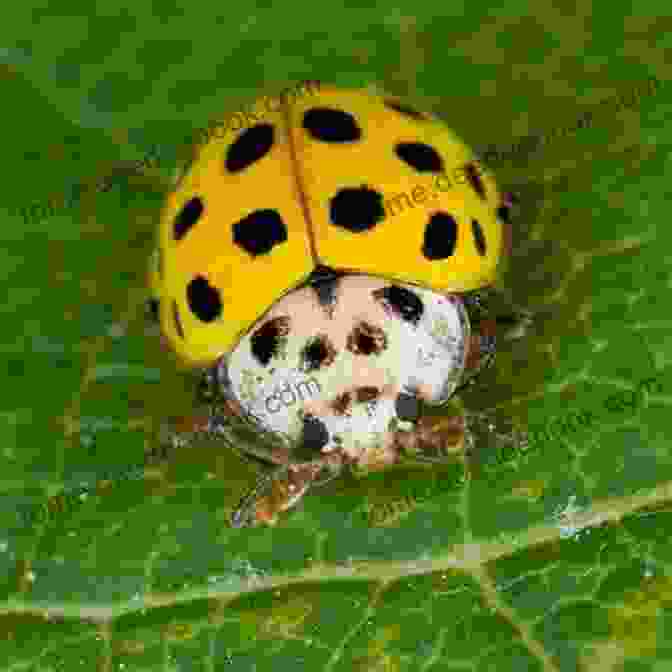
left=148, top=83, right=527, bottom=526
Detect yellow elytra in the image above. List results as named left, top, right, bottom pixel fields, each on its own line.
left=150, top=84, right=504, bottom=367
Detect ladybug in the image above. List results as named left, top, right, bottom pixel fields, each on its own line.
left=148, top=83, right=530, bottom=527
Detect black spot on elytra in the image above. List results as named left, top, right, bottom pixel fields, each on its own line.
left=471, top=219, right=487, bottom=256
left=422, top=213, right=457, bottom=260
left=395, top=391, right=420, bottom=422
left=173, top=196, right=203, bottom=241
left=187, top=276, right=222, bottom=322
left=250, top=316, right=290, bottom=366
left=172, top=300, right=184, bottom=338
left=384, top=99, right=427, bottom=120
left=233, top=209, right=287, bottom=256
left=299, top=414, right=330, bottom=457
left=303, top=108, right=361, bottom=142
left=225, top=124, right=275, bottom=173
left=303, top=340, right=328, bottom=369
left=300, top=335, right=335, bottom=372
left=347, top=322, right=388, bottom=356
left=330, top=187, right=385, bottom=232
left=465, top=162, right=486, bottom=200
left=373, top=285, right=424, bottom=325
left=395, top=143, right=443, bottom=173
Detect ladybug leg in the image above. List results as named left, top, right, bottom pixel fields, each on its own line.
left=145, top=298, right=160, bottom=324
left=230, top=459, right=343, bottom=528
left=392, top=399, right=468, bottom=465
left=495, top=309, right=533, bottom=342
left=147, top=248, right=163, bottom=326
left=464, top=409, right=528, bottom=479
left=157, top=367, right=228, bottom=446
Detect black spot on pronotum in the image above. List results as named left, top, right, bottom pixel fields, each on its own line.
left=355, top=386, right=378, bottom=403
left=172, top=300, right=184, bottom=338
left=465, top=162, right=486, bottom=200
left=383, top=99, right=427, bottom=120
left=332, top=391, right=352, bottom=416
left=250, top=316, right=290, bottom=366
left=394, top=143, right=443, bottom=173
left=373, top=285, right=424, bottom=325
left=303, top=108, right=362, bottom=142
left=187, top=276, right=222, bottom=322
left=233, top=209, right=287, bottom=256
left=300, top=335, right=335, bottom=372
left=224, top=123, right=275, bottom=173
left=173, top=196, right=203, bottom=241
left=471, top=219, right=487, bottom=256
left=307, top=265, right=341, bottom=309
left=347, top=322, right=388, bottom=356
left=299, top=414, right=330, bottom=456
left=303, top=339, right=328, bottom=369
left=329, top=187, right=385, bottom=232
left=422, top=213, right=457, bottom=260
left=395, top=391, right=420, bottom=422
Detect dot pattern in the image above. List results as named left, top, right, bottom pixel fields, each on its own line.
left=250, top=316, right=291, bottom=366
left=225, top=124, right=275, bottom=173
left=300, top=335, right=336, bottom=372
left=372, top=285, right=424, bottom=326
left=329, top=187, right=386, bottom=233
left=423, top=214, right=458, bottom=260
left=346, top=322, right=388, bottom=356
left=173, top=197, right=203, bottom=241
left=224, top=275, right=471, bottom=459
left=187, top=276, right=222, bottom=323
left=158, top=88, right=502, bottom=361
left=233, top=209, right=288, bottom=257
left=394, top=142, right=444, bottom=173
left=303, top=108, right=361, bottom=143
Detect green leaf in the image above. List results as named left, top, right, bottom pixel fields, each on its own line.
left=2, top=2, right=672, bottom=670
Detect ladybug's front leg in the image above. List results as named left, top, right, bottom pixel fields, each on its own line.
left=156, top=366, right=246, bottom=457
left=231, top=458, right=343, bottom=528
left=391, top=398, right=468, bottom=465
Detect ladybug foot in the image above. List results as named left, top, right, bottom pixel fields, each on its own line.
left=155, top=415, right=212, bottom=456
left=145, top=297, right=160, bottom=324
left=496, top=309, right=533, bottom=342
left=465, top=410, right=528, bottom=476
left=393, top=412, right=466, bottom=464
left=230, top=461, right=341, bottom=528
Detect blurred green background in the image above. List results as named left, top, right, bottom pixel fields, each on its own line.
left=1, top=2, right=672, bottom=670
